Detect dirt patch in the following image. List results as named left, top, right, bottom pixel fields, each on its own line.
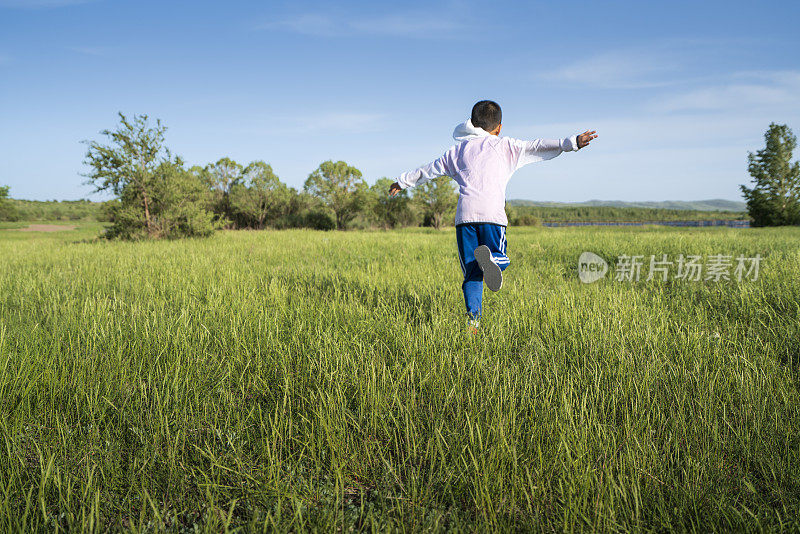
left=16, top=224, right=78, bottom=232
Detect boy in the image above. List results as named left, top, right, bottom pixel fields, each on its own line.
left=389, top=100, right=597, bottom=327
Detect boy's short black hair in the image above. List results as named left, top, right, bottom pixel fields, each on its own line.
left=471, top=100, right=502, bottom=132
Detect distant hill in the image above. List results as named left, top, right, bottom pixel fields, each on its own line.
left=507, top=199, right=747, bottom=212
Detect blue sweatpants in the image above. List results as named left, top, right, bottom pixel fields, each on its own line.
left=455, top=223, right=510, bottom=319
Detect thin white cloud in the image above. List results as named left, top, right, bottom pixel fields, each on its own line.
left=265, top=13, right=338, bottom=36
left=291, top=112, right=386, bottom=134
left=0, top=0, right=96, bottom=7
left=67, top=45, right=112, bottom=57
left=650, top=70, right=800, bottom=113
left=539, top=39, right=745, bottom=90
left=513, top=114, right=788, bottom=155
left=541, top=50, right=684, bottom=89
left=230, top=112, right=387, bottom=136
left=542, top=44, right=800, bottom=114
left=349, top=13, right=460, bottom=36
left=733, top=70, right=800, bottom=84
left=260, top=10, right=462, bottom=38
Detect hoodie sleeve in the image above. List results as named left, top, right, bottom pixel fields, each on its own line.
left=510, top=135, right=579, bottom=170
left=395, top=152, right=452, bottom=190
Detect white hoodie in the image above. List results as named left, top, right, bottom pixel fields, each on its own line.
left=395, top=120, right=579, bottom=226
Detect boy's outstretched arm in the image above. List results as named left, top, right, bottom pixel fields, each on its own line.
left=513, top=129, right=598, bottom=169
left=389, top=152, right=451, bottom=197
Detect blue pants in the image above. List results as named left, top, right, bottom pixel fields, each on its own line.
left=456, top=223, right=510, bottom=319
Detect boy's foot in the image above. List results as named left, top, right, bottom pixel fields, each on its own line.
left=467, top=318, right=480, bottom=334
left=474, top=245, right=502, bottom=291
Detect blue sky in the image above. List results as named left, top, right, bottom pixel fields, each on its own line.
left=1, top=0, right=799, bottom=202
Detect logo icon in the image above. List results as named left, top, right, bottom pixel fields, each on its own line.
left=578, top=252, right=608, bottom=284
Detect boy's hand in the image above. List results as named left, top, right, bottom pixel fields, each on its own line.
left=388, top=182, right=402, bottom=197
left=577, top=130, right=598, bottom=149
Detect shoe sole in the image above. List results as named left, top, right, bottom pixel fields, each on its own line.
left=474, top=245, right=503, bottom=292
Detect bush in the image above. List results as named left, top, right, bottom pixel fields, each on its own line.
left=302, top=210, right=336, bottom=231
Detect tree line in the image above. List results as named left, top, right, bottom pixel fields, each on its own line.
left=77, top=113, right=459, bottom=239
left=0, top=191, right=749, bottom=226
left=507, top=205, right=747, bottom=225
left=0, top=198, right=116, bottom=222
left=1, top=117, right=798, bottom=236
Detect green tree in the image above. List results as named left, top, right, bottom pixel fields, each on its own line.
left=199, top=157, right=244, bottom=224
left=188, top=165, right=211, bottom=189
left=0, top=186, right=19, bottom=221
left=228, top=161, right=291, bottom=229
left=741, top=123, right=800, bottom=226
left=83, top=113, right=219, bottom=239
left=414, top=175, right=458, bottom=229
left=204, top=157, right=244, bottom=194
left=304, top=160, right=368, bottom=230
left=371, top=177, right=412, bottom=229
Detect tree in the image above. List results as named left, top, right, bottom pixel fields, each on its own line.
left=228, top=161, right=291, bottom=229
left=371, top=177, right=413, bottom=228
left=304, top=160, right=368, bottom=229
left=83, top=113, right=219, bottom=239
left=741, top=123, right=800, bottom=226
left=198, top=157, right=244, bottom=224
left=414, top=175, right=458, bottom=229
left=204, top=157, right=244, bottom=194
left=0, top=186, right=19, bottom=221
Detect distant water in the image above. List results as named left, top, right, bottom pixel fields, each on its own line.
left=542, top=220, right=751, bottom=228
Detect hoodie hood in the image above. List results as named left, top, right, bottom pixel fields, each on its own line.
left=452, top=119, right=492, bottom=142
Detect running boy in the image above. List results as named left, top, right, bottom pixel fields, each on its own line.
left=389, top=100, right=597, bottom=325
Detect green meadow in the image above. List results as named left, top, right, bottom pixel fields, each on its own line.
left=1, top=224, right=799, bottom=532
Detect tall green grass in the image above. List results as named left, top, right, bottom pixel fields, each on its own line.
left=0, top=225, right=799, bottom=532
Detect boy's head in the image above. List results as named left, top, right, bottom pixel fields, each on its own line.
left=471, top=100, right=502, bottom=135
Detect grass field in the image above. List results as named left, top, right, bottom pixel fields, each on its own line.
left=1, top=223, right=799, bottom=532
